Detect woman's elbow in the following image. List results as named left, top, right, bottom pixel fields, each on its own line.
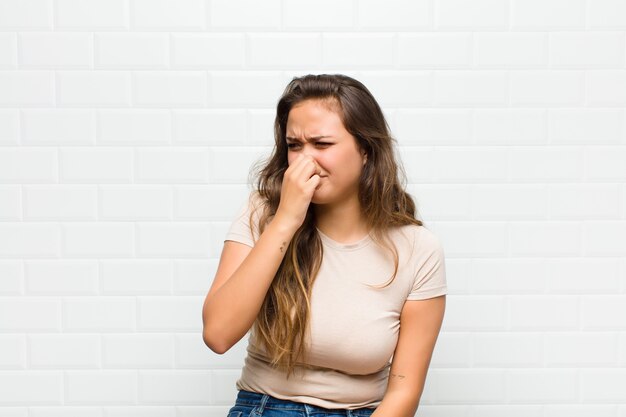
left=203, top=326, right=228, bottom=355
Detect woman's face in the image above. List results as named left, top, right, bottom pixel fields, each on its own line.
left=285, top=99, right=367, bottom=205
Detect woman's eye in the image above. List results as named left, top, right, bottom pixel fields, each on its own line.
left=287, top=142, right=331, bottom=149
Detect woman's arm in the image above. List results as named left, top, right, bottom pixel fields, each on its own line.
left=202, top=218, right=298, bottom=354
left=372, top=295, right=446, bottom=417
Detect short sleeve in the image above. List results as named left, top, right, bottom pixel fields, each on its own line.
left=406, top=229, right=448, bottom=301
left=224, top=191, right=263, bottom=248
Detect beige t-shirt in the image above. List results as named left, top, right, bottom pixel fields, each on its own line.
left=223, top=191, right=447, bottom=409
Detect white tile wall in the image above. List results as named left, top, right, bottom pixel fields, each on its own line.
left=0, top=0, right=625, bottom=415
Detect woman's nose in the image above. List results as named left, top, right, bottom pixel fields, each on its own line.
left=301, top=144, right=317, bottom=157
left=301, top=147, right=321, bottom=165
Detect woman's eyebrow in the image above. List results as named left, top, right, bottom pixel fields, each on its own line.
left=285, top=135, right=333, bottom=142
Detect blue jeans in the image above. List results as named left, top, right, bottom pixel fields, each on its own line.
left=227, top=389, right=377, bottom=417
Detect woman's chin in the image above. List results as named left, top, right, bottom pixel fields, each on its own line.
left=311, top=189, right=325, bottom=203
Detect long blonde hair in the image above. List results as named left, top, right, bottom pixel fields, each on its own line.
left=246, top=74, right=423, bottom=378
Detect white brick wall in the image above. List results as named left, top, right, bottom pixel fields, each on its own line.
left=0, top=0, right=624, bottom=415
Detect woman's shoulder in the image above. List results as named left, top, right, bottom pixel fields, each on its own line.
left=248, top=188, right=263, bottom=204
left=246, top=189, right=268, bottom=213
left=390, top=223, right=443, bottom=249
left=391, top=222, right=428, bottom=236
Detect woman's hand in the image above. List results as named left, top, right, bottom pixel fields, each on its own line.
left=274, top=153, right=322, bottom=230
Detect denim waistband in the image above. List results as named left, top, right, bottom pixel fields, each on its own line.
left=234, top=389, right=377, bottom=416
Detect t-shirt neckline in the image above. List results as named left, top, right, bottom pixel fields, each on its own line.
left=315, top=227, right=373, bottom=251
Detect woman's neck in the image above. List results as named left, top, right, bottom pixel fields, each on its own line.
left=313, top=197, right=369, bottom=243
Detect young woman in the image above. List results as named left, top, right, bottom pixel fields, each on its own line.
left=202, top=74, right=447, bottom=417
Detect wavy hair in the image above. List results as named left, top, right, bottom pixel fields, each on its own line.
left=246, top=73, right=423, bottom=378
